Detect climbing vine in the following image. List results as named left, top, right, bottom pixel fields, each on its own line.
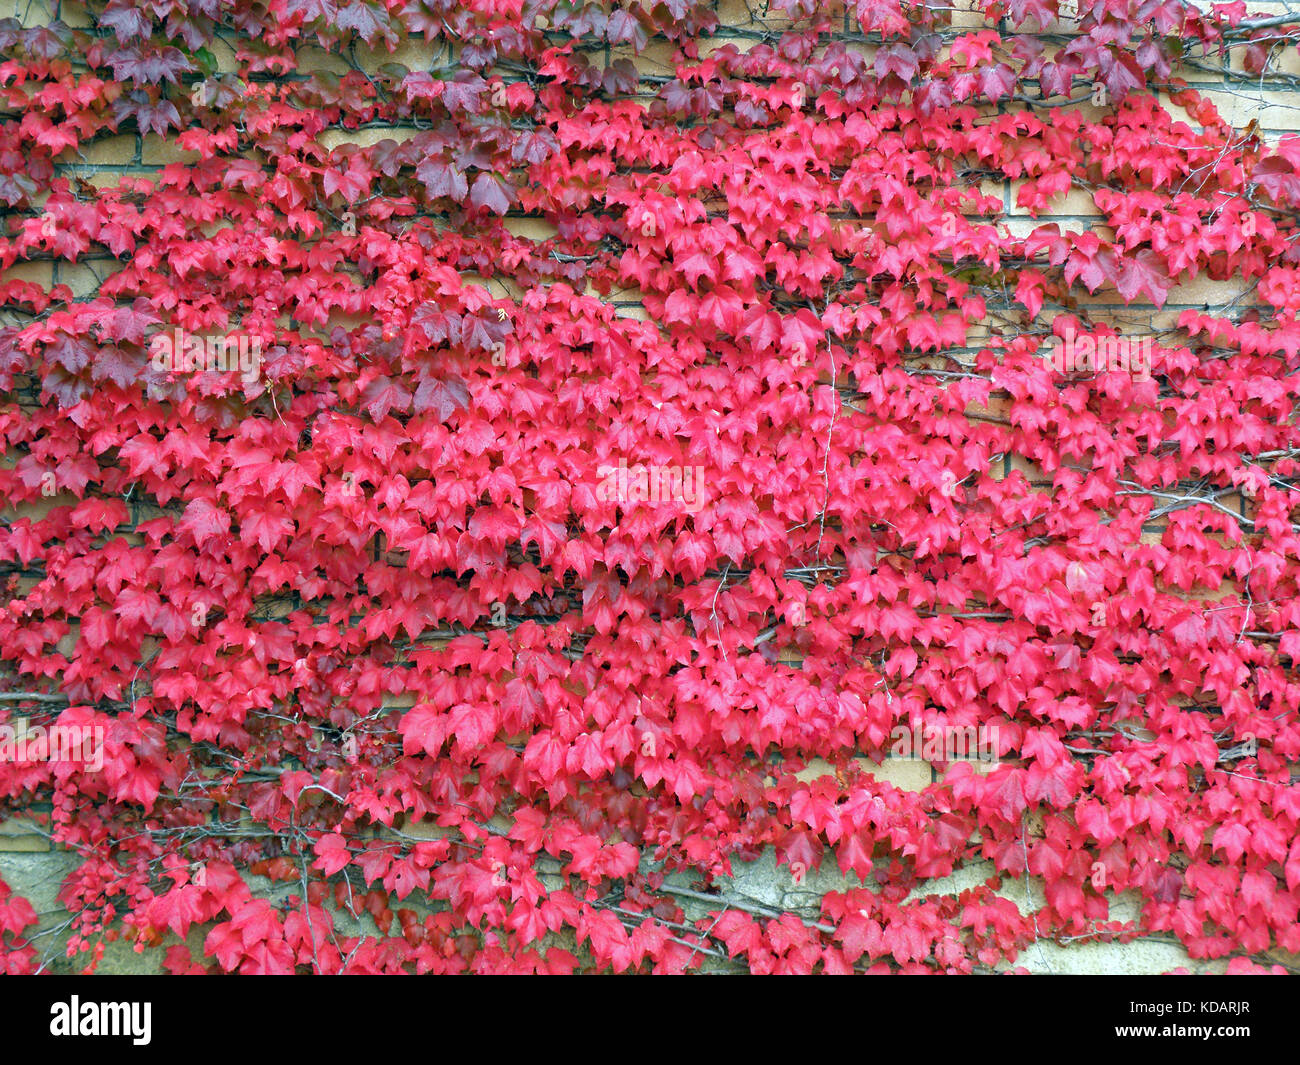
left=0, top=0, right=1298, bottom=973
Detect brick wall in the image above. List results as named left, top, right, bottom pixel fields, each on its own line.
left=1, top=0, right=1296, bottom=974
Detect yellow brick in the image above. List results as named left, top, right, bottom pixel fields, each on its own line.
left=294, top=46, right=352, bottom=77
left=1010, top=180, right=1096, bottom=216
left=715, top=0, right=773, bottom=29
left=933, top=758, right=1001, bottom=782
left=588, top=281, right=645, bottom=303
left=1005, top=216, right=1051, bottom=239
left=1163, top=274, right=1253, bottom=307
left=5, top=261, right=54, bottom=289
left=0, top=818, right=49, bottom=852
left=794, top=756, right=932, bottom=791
left=842, top=42, right=878, bottom=67
left=206, top=37, right=244, bottom=74
left=0, top=833, right=50, bottom=852
left=1147, top=310, right=1184, bottom=332
left=141, top=135, right=200, bottom=165
left=6, top=495, right=63, bottom=521
left=10, top=0, right=56, bottom=27
left=1008, top=453, right=1051, bottom=483
left=81, top=136, right=137, bottom=166
left=950, top=0, right=994, bottom=29
left=355, top=39, right=443, bottom=72
left=611, top=39, right=678, bottom=79
left=1157, top=93, right=1199, bottom=130
left=60, top=4, right=94, bottom=27
left=319, top=126, right=422, bottom=152
left=463, top=274, right=526, bottom=301
left=698, top=34, right=760, bottom=58
left=869, top=759, right=933, bottom=791
left=1196, top=87, right=1300, bottom=128
left=84, top=171, right=128, bottom=190
left=504, top=217, right=559, bottom=241
left=389, top=816, right=452, bottom=841
left=966, top=393, right=1012, bottom=420
left=59, top=262, right=109, bottom=298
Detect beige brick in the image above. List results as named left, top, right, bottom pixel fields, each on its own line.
left=294, top=46, right=352, bottom=77
left=611, top=39, right=678, bottom=79
left=1179, top=64, right=1228, bottom=86
left=462, top=274, right=526, bottom=301
left=198, top=219, right=236, bottom=239
left=1055, top=309, right=1152, bottom=337
left=950, top=0, right=995, bottom=29
left=504, top=217, right=559, bottom=241
left=141, top=135, right=200, bottom=165
left=933, top=756, right=1001, bottom=782
left=1010, top=452, right=1052, bottom=483
left=59, top=262, right=111, bottom=298
left=841, top=41, right=879, bottom=68
left=793, top=757, right=835, bottom=784
left=387, top=816, right=453, bottom=841
left=0, top=818, right=49, bottom=852
left=1010, top=180, right=1096, bottom=216
left=715, top=0, right=785, bottom=30
left=60, top=4, right=94, bottom=27
left=80, top=136, right=137, bottom=166
left=870, top=758, right=933, bottom=791
left=966, top=393, right=1012, bottom=420
left=355, top=39, right=443, bottom=72
left=1147, top=310, right=1184, bottom=332
left=180, top=37, right=245, bottom=75
left=588, top=281, right=645, bottom=303
left=1157, top=93, right=1199, bottom=130
left=1005, top=215, right=1058, bottom=239
left=794, top=756, right=933, bottom=791
left=319, top=126, right=422, bottom=152
left=1038, top=11, right=1082, bottom=34
left=10, top=0, right=56, bottom=27
left=0, top=833, right=50, bottom=852
left=698, top=34, right=761, bottom=58
left=1196, top=86, right=1300, bottom=128
left=6, top=494, right=63, bottom=521
left=1163, top=274, right=1253, bottom=307
left=83, top=170, right=129, bottom=190
left=6, top=261, right=54, bottom=289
